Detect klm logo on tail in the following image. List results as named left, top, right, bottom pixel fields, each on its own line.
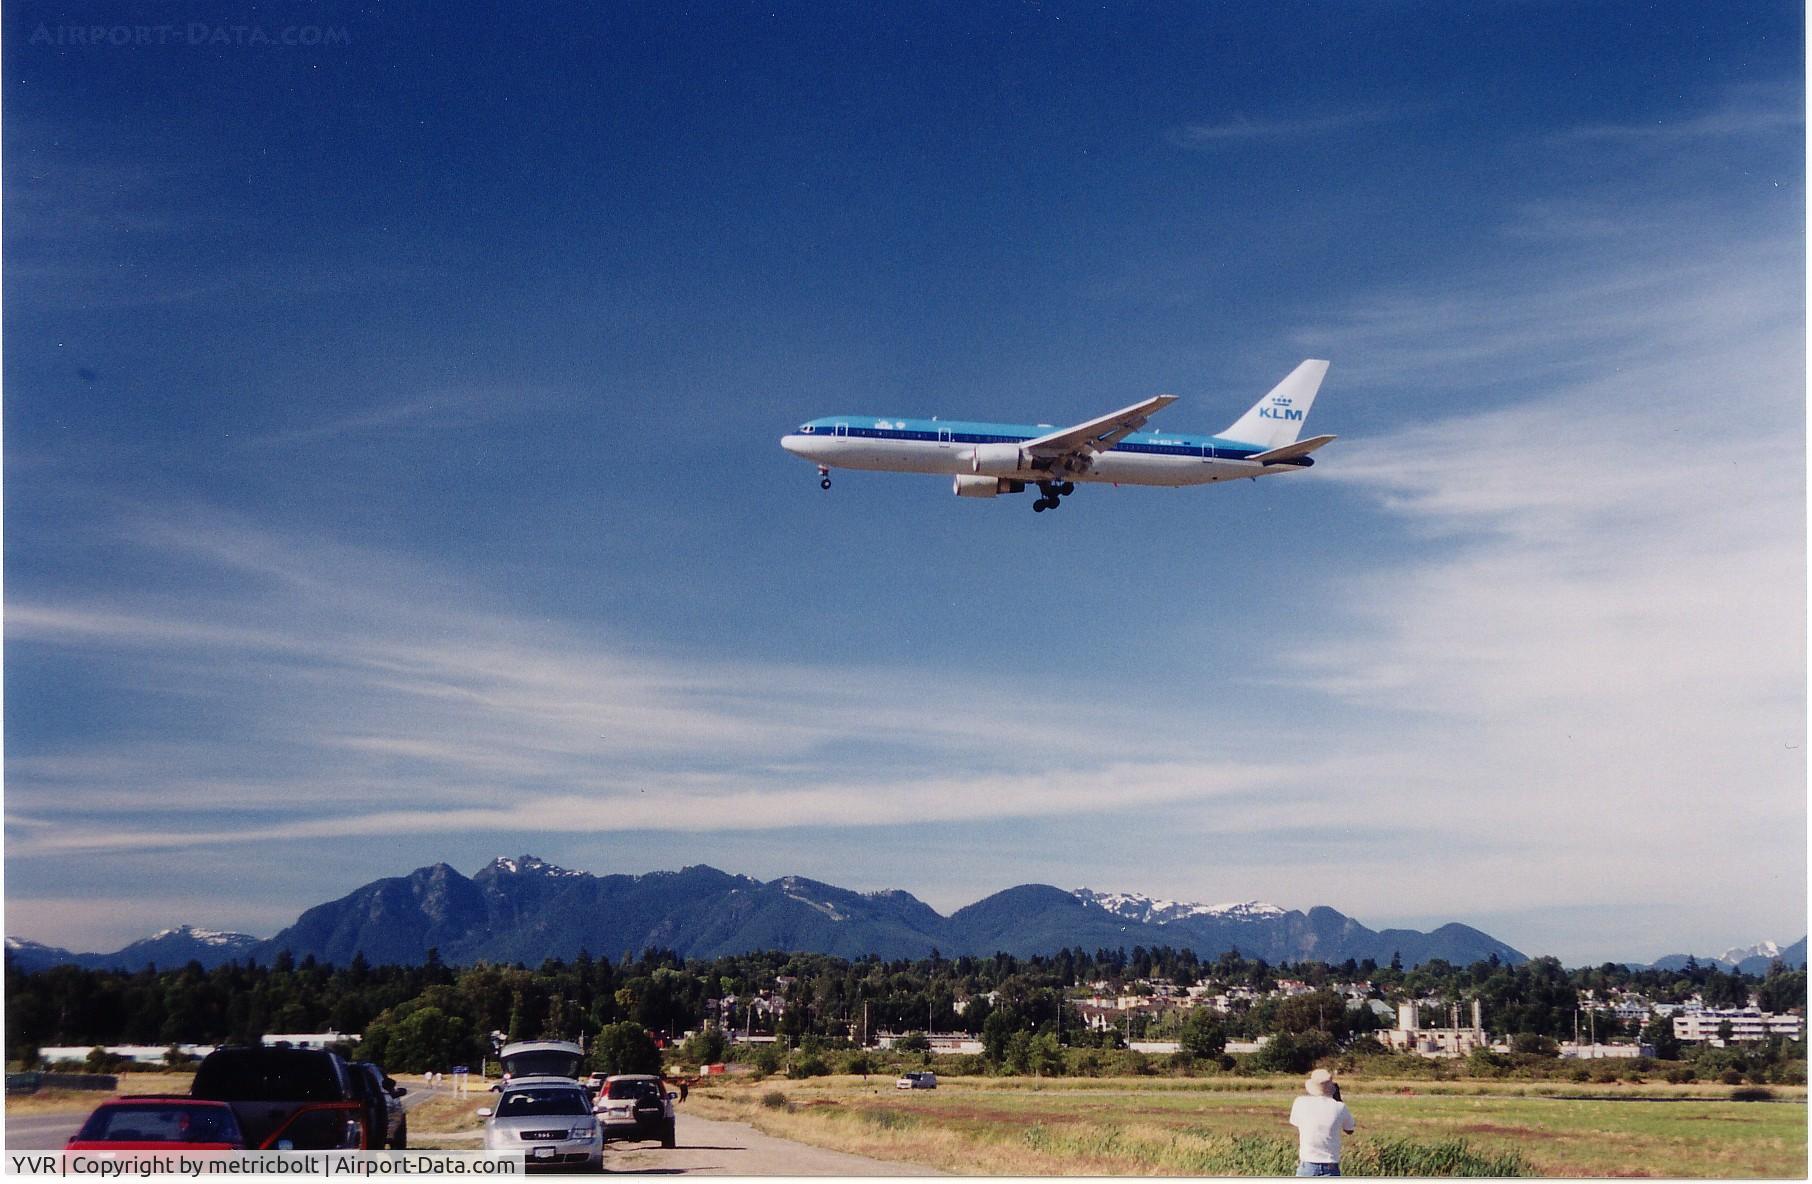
left=1259, top=396, right=1304, bottom=422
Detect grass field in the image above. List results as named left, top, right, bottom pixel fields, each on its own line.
left=682, top=1074, right=1809, bottom=1177
left=3, top=1071, right=197, bottom=1114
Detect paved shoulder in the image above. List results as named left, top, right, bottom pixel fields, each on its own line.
left=605, top=1112, right=942, bottom=1176
left=5, top=1108, right=90, bottom=1150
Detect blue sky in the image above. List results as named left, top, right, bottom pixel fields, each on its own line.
left=5, top=1, right=1803, bottom=965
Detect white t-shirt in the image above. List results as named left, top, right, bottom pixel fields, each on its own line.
left=1289, top=1094, right=1355, bottom=1164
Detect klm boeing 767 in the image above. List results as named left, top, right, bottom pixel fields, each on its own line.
left=782, top=359, right=1333, bottom=512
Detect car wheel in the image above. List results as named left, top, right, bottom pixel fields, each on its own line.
left=661, top=1118, right=676, bottom=1149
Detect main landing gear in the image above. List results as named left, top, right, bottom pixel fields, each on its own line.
left=1032, top=481, right=1076, bottom=512
left=818, top=466, right=832, bottom=490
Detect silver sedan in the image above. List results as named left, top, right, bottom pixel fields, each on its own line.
left=478, top=1077, right=602, bottom=1171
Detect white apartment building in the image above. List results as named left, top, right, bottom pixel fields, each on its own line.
left=1673, top=1008, right=1804, bottom=1046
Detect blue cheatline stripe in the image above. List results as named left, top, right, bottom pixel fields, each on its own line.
left=795, top=420, right=1265, bottom=460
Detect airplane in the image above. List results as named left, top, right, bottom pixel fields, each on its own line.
left=780, top=359, right=1333, bottom=512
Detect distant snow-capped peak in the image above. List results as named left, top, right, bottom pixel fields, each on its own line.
left=485, top=855, right=585, bottom=878
left=1073, top=888, right=1287, bottom=925
left=1720, top=940, right=1783, bottom=964
left=143, top=926, right=256, bottom=947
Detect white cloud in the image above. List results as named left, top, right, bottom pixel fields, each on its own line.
left=1268, top=209, right=1805, bottom=955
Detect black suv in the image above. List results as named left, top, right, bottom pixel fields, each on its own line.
left=191, top=1046, right=367, bottom=1150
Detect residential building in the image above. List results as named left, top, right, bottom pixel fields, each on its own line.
left=1673, top=1008, right=1804, bottom=1046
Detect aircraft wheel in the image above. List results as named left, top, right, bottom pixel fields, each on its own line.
left=820, top=477, right=831, bottom=490
left=1033, top=500, right=1048, bottom=513
left=1059, top=482, right=1075, bottom=496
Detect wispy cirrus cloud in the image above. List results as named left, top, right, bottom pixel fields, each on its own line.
left=1168, top=108, right=1398, bottom=147
left=1555, top=86, right=1803, bottom=143
left=3, top=510, right=1305, bottom=864
left=1267, top=204, right=1805, bottom=956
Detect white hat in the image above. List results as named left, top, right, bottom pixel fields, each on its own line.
left=1305, top=1068, right=1334, bottom=1096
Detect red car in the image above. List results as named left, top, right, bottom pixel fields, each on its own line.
left=66, top=1097, right=246, bottom=1151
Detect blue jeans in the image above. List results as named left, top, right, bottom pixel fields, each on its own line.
left=1296, top=1163, right=1340, bottom=1176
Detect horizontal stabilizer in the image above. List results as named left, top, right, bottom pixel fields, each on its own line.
left=1247, top=434, right=1337, bottom=464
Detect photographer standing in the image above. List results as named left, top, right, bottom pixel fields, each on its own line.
left=1288, top=1069, right=1355, bottom=1176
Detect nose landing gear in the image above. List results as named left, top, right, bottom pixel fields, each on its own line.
left=1032, top=481, right=1076, bottom=512
left=818, top=466, right=832, bottom=490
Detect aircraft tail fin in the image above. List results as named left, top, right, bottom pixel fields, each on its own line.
left=1218, top=359, right=1330, bottom=450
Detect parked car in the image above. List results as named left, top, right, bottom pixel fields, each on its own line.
left=190, top=1045, right=367, bottom=1150
left=595, top=1074, right=676, bottom=1147
left=348, top=1061, right=408, bottom=1149
left=497, top=1040, right=586, bottom=1082
left=895, top=1071, right=937, bottom=1090
left=478, top=1076, right=602, bottom=1171
left=67, top=1097, right=245, bottom=1150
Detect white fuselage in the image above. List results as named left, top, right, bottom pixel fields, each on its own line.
left=781, top=416, right=1308, bottom=488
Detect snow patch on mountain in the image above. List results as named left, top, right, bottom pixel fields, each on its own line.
left=779, top=877, right=848, bottom=922
left=1074, top=888, right=1287, bottom=925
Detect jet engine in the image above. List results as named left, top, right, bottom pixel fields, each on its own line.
left=969, top=443, right=1031, bottom=476
left=953, top=475, right=1026, bottom=498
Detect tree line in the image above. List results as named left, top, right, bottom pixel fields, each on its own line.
left=6, top=944, right=1804, bottom=1077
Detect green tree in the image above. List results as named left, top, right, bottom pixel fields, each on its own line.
left=1641, top=1014, right=1681, bottom=1060
left=1250, top=1030, right=1332, bottom=1075
left=385, top=1005, right=474, bottom=1072
left=675, top=1028, right=728, bottom=1067
left=591, top=1021, right=662, bottom=1077
left=1178, top=1009, right=1227, bottom=1060
left=1027, top=1032, right=1065, bottom=1077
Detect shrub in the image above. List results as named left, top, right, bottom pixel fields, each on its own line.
left=1352, top=1135, right=1531, bottom=1177
left=1719, top=1068, right=1745, bottom=1085
left=759, top=1090, right=790, bottom=1110
left=859, top=1108, right=917, bottom=1130
left=1730, top=1086, right=1775, bottom=1102
left=1665, top=1067, right=1696, bottom=1084
left=787, top=1053, right=830, bottom=1079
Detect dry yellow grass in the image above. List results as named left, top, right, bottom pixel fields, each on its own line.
left=684, top=1074, right=1809, bottom=1177
left=4, top=1072, right=197, bottom=1115
left=403, top=1087, right=489, bottom=1147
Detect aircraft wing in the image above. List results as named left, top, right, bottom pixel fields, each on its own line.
left=1019, top=394, right=1178, bottom=458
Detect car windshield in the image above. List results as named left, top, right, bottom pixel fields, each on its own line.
left=192, top=1050, right=342, bottom=1102
left=76, top=1103, right=242, bottom=1144
left=605, top=1079, right=660, bottom=1101
left=497, top=1088, right=588, bottom=1117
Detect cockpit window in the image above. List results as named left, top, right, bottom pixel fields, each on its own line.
left=799, top=424, right=815, bottom=433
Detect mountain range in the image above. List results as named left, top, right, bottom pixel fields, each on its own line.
left=1642, top=938, right=1809, bottom=976
left=7, top=856, right=1798, bottom=975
